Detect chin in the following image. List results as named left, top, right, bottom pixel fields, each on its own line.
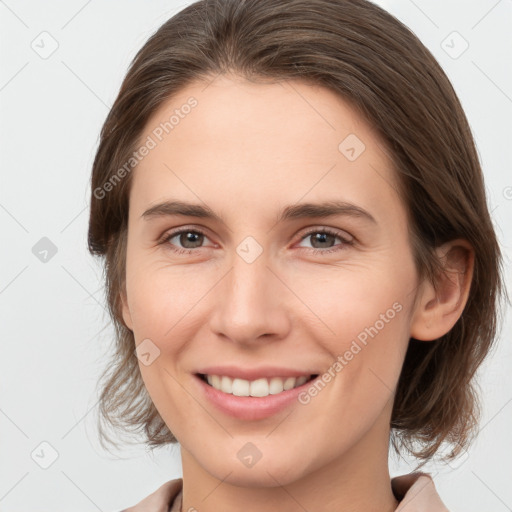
left=197, top=448, right=310, bottom=488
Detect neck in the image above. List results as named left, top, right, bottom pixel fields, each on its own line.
left=179, top=413, right=399, bottom=512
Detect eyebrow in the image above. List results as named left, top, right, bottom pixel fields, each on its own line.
left=141, top=199, right=377, bottom=225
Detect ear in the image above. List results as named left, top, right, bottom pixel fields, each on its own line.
left=120, top=289, right=134, bottom=331
left=410, top=239, right=474, bottom=341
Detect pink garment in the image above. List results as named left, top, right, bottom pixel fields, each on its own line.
left=121, top=472, right=450, bottom=512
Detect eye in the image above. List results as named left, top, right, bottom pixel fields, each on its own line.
left=160, top=228, right=215, bottom=255
left=296, top=228, right=354, bottom=255
left=159, top=226, right=354, bottom=256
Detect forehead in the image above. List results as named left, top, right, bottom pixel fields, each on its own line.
left=130, top=74, right=402, bottom=224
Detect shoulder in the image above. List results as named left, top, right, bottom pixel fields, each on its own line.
left=392, top=472, right=450, bottom=511
left=119, top=478, right=183, bottom=512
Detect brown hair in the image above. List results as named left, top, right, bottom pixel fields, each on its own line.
left=87, top=0, right=505, bottom=467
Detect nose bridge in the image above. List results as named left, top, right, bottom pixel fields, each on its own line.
left=209, top=243, right=290, bottom=344
left=231, top=247, right=272, bottom=305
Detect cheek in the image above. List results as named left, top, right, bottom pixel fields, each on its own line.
left=125, top=256, right=201, bottom=341
left=138, top=362, right=203, bottom=445
left=298, top=261, right=414, bottom=392
left=295, top=260, right=412, bottom=340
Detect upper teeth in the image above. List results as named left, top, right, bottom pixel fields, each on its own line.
left=205, top=375, right=310, bottom=397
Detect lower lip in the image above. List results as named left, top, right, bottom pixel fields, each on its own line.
left=194, top=374, right=318, bottom=421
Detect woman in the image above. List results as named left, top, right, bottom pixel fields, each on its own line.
left=87, top=1, right=504, bottom=510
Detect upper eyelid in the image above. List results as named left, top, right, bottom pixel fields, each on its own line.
left=300, top=226, right=353, bottom=240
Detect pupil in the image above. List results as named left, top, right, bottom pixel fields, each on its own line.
left=182, top=232, right=203, bottom=248
left=313, top=233, right=332, bottom=248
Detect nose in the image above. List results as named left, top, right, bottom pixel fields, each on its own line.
left=208, top=249, right=292, bottom=347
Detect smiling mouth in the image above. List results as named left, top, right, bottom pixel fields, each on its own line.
left=197, top=373, right=318, bottom=397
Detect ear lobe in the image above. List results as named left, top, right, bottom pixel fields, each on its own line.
left=120, top=290, right=133, bottom=331
left=410, top=240, right=474, bottom=341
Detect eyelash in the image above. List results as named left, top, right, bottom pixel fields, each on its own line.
left=159, top=227, right=354, bottom=256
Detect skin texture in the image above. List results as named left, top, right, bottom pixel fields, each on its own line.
left=121, top=74, right=473, bottom=512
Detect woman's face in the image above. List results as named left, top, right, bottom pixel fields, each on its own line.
left=121, top=74, right=423, bottom=486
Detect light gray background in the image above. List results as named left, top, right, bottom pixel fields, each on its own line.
left=0, top=1, right=511, bottom=511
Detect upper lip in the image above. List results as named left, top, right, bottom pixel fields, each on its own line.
left=196, top=366, right=319, bottom=381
